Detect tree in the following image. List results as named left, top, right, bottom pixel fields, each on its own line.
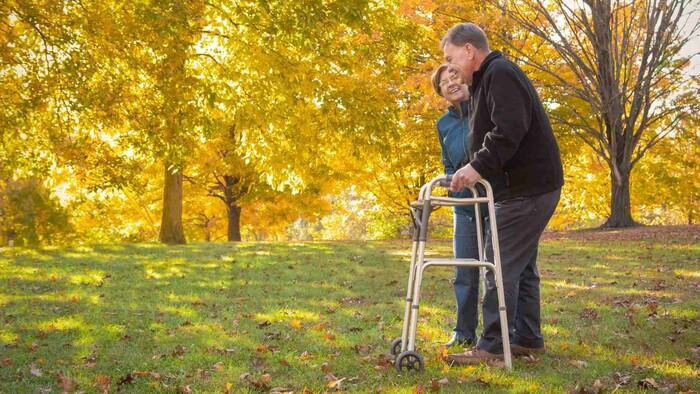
left=492, top=0, right=700, bottom=227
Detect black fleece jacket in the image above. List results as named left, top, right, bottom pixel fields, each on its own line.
left=467, top=51, right=564, bottom=201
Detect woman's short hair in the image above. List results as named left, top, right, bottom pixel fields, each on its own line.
left=430, top=64, right=449, bottom=97
left=430, top=63, right=465, bottom=97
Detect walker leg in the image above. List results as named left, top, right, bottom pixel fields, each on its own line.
left=400, top=241, right=419, bottom=353
left=489, top=199, right=512, bottom=369
left=407, top=241, right=427, bottom=351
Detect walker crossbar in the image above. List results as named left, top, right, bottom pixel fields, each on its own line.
left=391, top=175, right=512, bottom=372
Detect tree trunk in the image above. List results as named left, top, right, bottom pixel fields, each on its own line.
left=602, top=169, right=638, bottom=228
left=227, top=204, right=242, bottom=242
left=224, top=175, right=242, bottom=242
left=159, top=163, right=186, bottom=244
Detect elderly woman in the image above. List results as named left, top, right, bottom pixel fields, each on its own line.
left=430, top=63, right=488, bottom=348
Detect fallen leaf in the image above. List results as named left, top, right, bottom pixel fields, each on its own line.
left=290, top=320, right=303, bottom=330
left=328, top=377, right=346, bottom=388
left=239, top=372, right=252, bottom=381
left=29, top=364, right=43, bottom=377
left=172, top=345, right=187, bottom=357
left=93, top=374, right=111, bottom=392
left=413, top=384, right=427, bottom=394
left=614, top=372, right=633, bottom=385
left=212, top=361, right=225, bottom=371
left=57, top=372, right=77, bottom=391
left=353, top=345, right=371, bottom=355
left=82, top=349, right=97, bottom=362
left=638, top=377, right=659, bottom=390
left=176, top=384, right=194, bottom=394
left=322, top=331, right=336, bottom=340
left=197, top=368, right=211, bottom=379
left=593, top=379, right=605, bottom=391
left=569, top=384, right=593, bottom=394
left=116, top=371, right=135, bottom=389
left=299, top=351, right=315, bottom=361
left=568, top=360, right=587, bottom=368
left=257, top=320, right=271, bottom=328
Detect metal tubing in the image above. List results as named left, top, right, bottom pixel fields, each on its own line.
left=472, top=187, right=488, bottom=299
left=400, top=240, right=419, bottom=353
left=483, top=180, right=512, bottom=369
left=407, top=241, right=427, bottom=351
left=398, top=175, right=512, bottom=369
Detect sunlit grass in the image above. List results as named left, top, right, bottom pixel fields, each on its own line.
left=0, top=234, right=698, bottom=393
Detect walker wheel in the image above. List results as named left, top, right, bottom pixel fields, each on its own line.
left=390, top=338, right=402, bottom=356
left=395, top=350, right=424, bottom=373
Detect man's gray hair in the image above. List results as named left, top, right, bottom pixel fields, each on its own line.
left=440, top=23, right=490, bottom=51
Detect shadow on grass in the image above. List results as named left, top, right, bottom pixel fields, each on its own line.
left=0, top=235, right=698, bottom=393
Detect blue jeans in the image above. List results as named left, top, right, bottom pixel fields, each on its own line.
left=452, top=212, right=487, bottom=341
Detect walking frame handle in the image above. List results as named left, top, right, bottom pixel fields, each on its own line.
left=419, top=174, right=491, bottom=203
left=437, top=174, right=453, bottom=188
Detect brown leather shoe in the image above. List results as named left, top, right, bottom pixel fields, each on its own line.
left=510, top=344, right=546, bottom=356
left=447, top=348, right=504, bottom=365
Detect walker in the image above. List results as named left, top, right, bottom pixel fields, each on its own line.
left=391, top=174, right=512, bottom=372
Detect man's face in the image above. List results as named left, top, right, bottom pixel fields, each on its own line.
left=443, top=42, right=474, bottom=86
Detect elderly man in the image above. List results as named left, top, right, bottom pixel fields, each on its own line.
left=441, top=22, right=564, bottom=364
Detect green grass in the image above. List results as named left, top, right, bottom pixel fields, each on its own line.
left=0, top=230, right=698, bottom=393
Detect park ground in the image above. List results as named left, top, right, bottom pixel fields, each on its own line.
left=0, top=225, right=698, bottom=393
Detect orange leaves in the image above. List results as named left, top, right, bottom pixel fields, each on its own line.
left=93, top=374, right=111, bottom=393
left=322, top=330, right=336, bottom=340
left=290, top=319, right=303, bottom=330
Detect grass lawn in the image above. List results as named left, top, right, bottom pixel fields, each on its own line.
left=1, top=226, right=698, bottom=393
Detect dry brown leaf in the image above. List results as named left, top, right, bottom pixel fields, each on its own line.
left=568, top=360, right=587, bottom=368
left=172, top=345, right=187, bottom=357
left=299, top=351, right=315, bottom=361
left=29, top=364, right=43, bottom=377
left=322, top=331, right=336, bottom=340
left=328, top=377, right=346, bottom=388
left=57, top=372, right=77, bottom=391
left=239, top=372, right=252, bottom=381
left=593, top=379, right=605, bottom=391
left=93, top=374, right=111, bottom=392
left=413, top=384, right=427, bottom=394
left=638, top=377, right=659, bottom=390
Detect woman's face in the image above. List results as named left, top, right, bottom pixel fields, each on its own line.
left=439, top=70, right=469, bottom=104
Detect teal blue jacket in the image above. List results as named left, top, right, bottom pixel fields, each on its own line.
left=436, top=100, right=477, bottom=217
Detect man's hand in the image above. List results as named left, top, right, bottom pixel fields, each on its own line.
left=449, top=164, right=482, bottom=192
